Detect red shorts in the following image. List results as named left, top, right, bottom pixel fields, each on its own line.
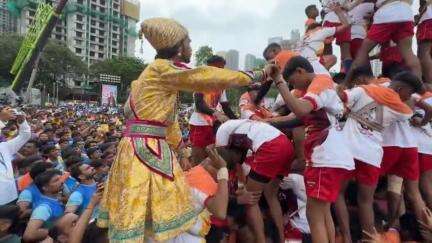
left=380, top=146, right=419, bottom=180
left=367, top=22, right=414, bottom=44
left=417, top=19, right=432, bottom=42
left=349, top=160, right=380, bottom=186
left=304, top=167, right=351, bottom=203
left=350, top=38, right=363, bottom=59
left=419, top=153, right=432, bottom=173
left=323, top=21, right=351, bottom=45
left=249, top=135, right=294, bottom=179
left=189, top=125, right=215, bottom=148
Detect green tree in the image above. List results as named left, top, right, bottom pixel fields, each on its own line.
left=0, top=33, right=87, bottom=90
left=0, top=34, right=24, bottom=85
left=194, top=45, right=213, bottom=66
left=89, top=57, right=146, bottom=102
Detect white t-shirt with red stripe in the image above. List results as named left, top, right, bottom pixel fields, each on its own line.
left=215, top=119, right=281, bottom=152
left=343, top=87, right=413, bottom=167
left=300, top=78, right=354, bottom=170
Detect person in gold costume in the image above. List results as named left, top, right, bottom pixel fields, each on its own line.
left=97, top=17, right=276, bottom=242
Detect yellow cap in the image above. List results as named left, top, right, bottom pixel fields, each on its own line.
left=140, top=17, right=188, bottom=50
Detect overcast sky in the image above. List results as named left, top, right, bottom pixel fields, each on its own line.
left=135, top=0, right=319, bottom=68
left=135, top=0, right=420, bottom=69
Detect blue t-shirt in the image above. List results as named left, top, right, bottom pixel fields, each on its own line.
left=17, top=189, right=32, bottom=203
left=30, top=204, right=52, bottom=221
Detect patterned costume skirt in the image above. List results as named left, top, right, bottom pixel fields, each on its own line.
left=97, top=120, right=197, bottom=242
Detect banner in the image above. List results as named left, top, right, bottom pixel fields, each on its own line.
left=101, top=84, right=117, bottom=106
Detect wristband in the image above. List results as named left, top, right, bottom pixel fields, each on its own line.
left=217, top=167, right=229, bottom=181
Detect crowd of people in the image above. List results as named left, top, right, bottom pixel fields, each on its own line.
left=0, top=105, right=122, bottom=242
left=3, top=0, right=432, bottom=242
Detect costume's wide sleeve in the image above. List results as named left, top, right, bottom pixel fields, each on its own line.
left=159, top=65, right=260, bottom=92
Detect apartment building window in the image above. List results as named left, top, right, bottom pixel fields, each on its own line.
left=99, top=8, right=105, bottom=13
left=90, top=28, right=96, bottom=34
left=100, top=23, right=105, bottom=28
left=75, top=48, right=82, bottom=54
left=112, top=40, right=117, bottom=46
left=98, top=53, right=104, bottom=58
left=90, top=36, right=96, bottom=41
left=112, top=48, right=117, bottom=53
left=90, top=44, right=96, bottom=49
left=91, top=20, right=96, bottom=25
left=55, top=27, right=62, bottom=32
left=91, top=4, right=96, bottom=10
left=113, top=3, right=119, bottom=9
left=99, top=30, right=105, bottom=35
left=76, top=31, right=83, bottom=37
left=55, top=34, right=62, bottom=40
left=76, top=14, right=83, bottom=21
left=112, top=26, right=118, bottom=31
left=112, top=33, right=118, bottom=39
left=76, top=40, right=83, bottom=45
left=77, top=0, right=83, bottom=4
left=76, top=23, right=83, bottom=29
left=100, top=0, right=105, bottom=5
left=90, top=51, right=95, bottom=57
left=99, top=38, right=104, bottom=44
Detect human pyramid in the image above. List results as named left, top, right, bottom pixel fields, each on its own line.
left=96, top=0, right=432, bottom=243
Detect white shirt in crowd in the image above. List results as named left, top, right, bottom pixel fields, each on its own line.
left=0, top=120, right=31, bottom=205
left=215, top=119, right=281, bottom=152
left=343, top=87, right=412, bottom=167
left=322, top=0, right=349, bottom=23
left=411, top=96, right=432, bottom=155
left=373, top=1, right=413, bottom=24
left=189, top=90, right=228, bottom=126
left=301, top=87, right=354, bottom=170
left=349, top=2, right=375, bottom=40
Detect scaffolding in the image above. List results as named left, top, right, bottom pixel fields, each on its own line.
left=6, top=0, right=138, bottom=37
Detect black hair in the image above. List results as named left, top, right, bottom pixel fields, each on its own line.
left=87, top=146, right=100, bottom=157
left=42, top=145, right=57, bottom=155
left=393, top=71, right=424, bottom=94
left=17, top=155, right=44, bottom=170
left=155, top=42, right=182, bottom=59
left=34, top=169, right=62, bottom=192
left=30, top=161, right=54, bottom=179
left=349, top=66, right=373, bottom=84
left=263, top=43, right=282, bottom=60
left=206, top=55, right=226, bottom=65
left=26, top=139, right=39, bottom=148
left=69, top=162, right=84, bottom=182
left=0, top=204, right=20, bottom=234
left=282, top=56, right=314, bottom=80
left=305, top=4, right=317, bottom=17
left=65, top=155, right=83, bottom=169
left=90, top=159, right=105, bottom=169
left=332, top=72, right=347, bottom=84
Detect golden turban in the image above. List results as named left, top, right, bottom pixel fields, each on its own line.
left=140, top=17, right=189, bottom=50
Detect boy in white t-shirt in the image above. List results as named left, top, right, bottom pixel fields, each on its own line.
left=349, top=0, right=421, bottom=80
left=215, top=119, right=294, bottom=243
left=377, top=72, right=430, bottom=231
left=321, top=0, right=363, bottom=72
left=336, top=67, right=415, bottom=241
left=189, top=56, right=237, bottom=163
left=275, top=55, right=354, bottom=243
left=348, top=1, right=374, bottom=58
left=299, top=4, right=350, bottom=75
left=417, top=0, right=432, bottom=83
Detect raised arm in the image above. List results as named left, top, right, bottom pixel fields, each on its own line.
left=5, top=117, right=31, bottom=156
left=275, top=79, right=314, bottom=118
